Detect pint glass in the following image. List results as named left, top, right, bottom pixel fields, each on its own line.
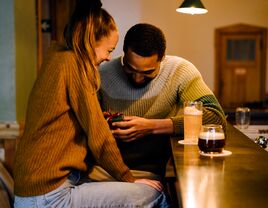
left=183, top=101, right=203, bottom=144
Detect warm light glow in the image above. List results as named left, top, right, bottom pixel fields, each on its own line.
left=176, top=0, right=208, bottom=15
left=176, top=7, right=208, bottom=15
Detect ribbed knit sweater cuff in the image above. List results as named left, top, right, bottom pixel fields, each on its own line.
left=119, top=171, right=136, bottom=182
left=170, top=116, right=184, bottom=135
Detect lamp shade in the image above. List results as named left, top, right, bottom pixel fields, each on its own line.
left=176, top=0, right=208, bottom=15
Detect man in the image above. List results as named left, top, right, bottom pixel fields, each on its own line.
left=90, top=23, right=227, bottom=181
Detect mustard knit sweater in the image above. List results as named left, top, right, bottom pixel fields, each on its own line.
left=14, top=43, right=135, bottom=196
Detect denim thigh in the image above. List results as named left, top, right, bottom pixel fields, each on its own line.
left=14, top=171, right=171, bottom=208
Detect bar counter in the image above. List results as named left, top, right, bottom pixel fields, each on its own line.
left=171, top=124, right=268, bottom=208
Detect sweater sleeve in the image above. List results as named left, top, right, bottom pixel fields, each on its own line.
left=170, top=60, right=227, bottom=135
left=67, top=58, right=135, bottom=182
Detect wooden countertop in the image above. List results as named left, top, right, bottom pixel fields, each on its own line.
left=170, top=124, right=268, bottom=208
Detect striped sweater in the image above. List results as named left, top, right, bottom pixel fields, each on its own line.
left=14, top=43, right=135, bottom=196
left=99, top=56, right=227, bottom=176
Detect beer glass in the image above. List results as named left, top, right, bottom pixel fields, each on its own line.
left=198, top=124, right=225, bottom=153
left=183, top=101, right=203, bottom=144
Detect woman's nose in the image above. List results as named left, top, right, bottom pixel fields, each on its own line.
left=106, top=54, right=112, bottom=61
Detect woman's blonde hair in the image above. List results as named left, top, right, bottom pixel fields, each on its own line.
left=64, top=0, right=117, bottom=90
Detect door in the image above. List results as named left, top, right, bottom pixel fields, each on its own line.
left=215, top=24, right=267, bottom=108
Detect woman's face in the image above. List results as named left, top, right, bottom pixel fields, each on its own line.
left=94, top=30, right=119, bottom=66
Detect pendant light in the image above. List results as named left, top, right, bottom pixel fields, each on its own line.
left=176, top=0, right=208, bottom=15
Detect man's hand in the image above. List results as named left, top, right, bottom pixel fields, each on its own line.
left=111, top=116, right=153, bottom=142
left=111, top=116, right=174, bottom=142
left=134, top=178, right=163, bottom=192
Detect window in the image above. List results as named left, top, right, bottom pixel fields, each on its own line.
left=226, top=39, right=256, bottom=61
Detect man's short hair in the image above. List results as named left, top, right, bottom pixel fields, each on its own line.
left=123, top=23, right=166, bottom=61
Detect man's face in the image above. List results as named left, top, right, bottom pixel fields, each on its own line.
left=122, top=49, right=161, bottom=88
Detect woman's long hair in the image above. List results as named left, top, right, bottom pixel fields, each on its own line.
left=64, top=0, right=117, bottom=90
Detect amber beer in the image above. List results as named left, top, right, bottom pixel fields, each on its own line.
left=183, top=101, right=203, bottom=144
left=198, top=125, right=225, bottom=153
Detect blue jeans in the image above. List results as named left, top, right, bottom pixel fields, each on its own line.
left=14, top=171, right=171, bottom=208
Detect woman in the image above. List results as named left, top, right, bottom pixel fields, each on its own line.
left=14, top=0, right=170, bottom=207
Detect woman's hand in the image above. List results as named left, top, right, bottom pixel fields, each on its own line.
left=134, top=178, right=163, bottom=192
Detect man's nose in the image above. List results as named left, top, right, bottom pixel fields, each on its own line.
left=133, top=73, right=144, bottom=83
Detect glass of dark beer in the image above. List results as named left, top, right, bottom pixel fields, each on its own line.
left=198, top=124, right=225, bottom=153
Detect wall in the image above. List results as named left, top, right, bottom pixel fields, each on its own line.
left=0, top=0, right=36, bottom=123
left=0, top=0, right=16, bottom=122
left=1, top=0, right=268, bottom=124
left=102, top=0, right=142, bottom=58
left=15, top=0, right=37, bottom=123
left=102, top=0, right=268, bottom=92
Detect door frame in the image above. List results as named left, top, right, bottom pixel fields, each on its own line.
left=36, top=0, right=75, bottom=71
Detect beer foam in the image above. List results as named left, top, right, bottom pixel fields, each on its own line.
left=199, top=132, right=225, bottom=140
left=184, top=106, right=202, bottom=115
